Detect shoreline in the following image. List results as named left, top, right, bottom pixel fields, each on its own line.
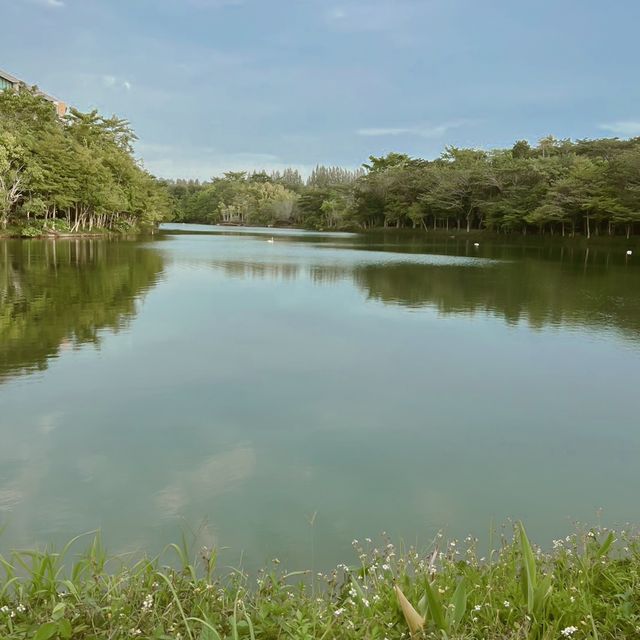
left=0, top=524, right=635, bottom=639
left=164, top=221, right=639, bottom=247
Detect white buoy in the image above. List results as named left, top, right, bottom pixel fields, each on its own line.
left=627, top=250, right=632, bottom=256
left=473, top=242, right=480, bottom=247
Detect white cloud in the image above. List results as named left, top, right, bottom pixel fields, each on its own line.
left=599, top=121, right=640, bottom=136
left=29, top=0, right=64, bottom=7
left=102, top=75, right=132, bottom=91
left=136, top=143, right=315, bottom=180
left=325, top=1, right=418, bottom=34
left=357, top=121, right=469, bottom=138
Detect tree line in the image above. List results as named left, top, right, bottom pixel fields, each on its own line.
left=0, top=88, right=171, bottom=235
left=169, top=136, right=640, bottom=238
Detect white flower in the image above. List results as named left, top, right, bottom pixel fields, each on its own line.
left=334, top=607, right=345, bottom=617
left=561, top=626, right=578, bottom=637
left=382, top=564, right=390, bottom=571
left=474, top=604, right=482, bottom=611
left=16, top=604, right=26, bottom=613
left=503, top=600, right=510, bottom=608
left=0, top=606, right=10, bottom=615
left=141, top=593, right=154, bottom=612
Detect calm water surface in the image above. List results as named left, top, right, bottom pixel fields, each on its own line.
left=1, top=224, right=639, bottom=570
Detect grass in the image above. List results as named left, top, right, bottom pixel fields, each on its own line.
left=1, top=524, right=639, bottom=639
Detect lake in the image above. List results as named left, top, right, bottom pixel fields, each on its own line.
left=1, top=224, right=639, bottom=571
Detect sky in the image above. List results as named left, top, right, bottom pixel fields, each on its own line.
left=2, top=0, right=640, bottom=180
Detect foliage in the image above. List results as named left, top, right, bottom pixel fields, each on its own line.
left=0, top=525, right=639, bottom=639
left=0, top=88, right=171, bottom=233
left=168, top=136, right=640, bottom=236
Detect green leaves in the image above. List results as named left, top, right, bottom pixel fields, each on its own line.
left=33, top=622, right=58, bottom=640
left=518, top=521, right=552, bottom=620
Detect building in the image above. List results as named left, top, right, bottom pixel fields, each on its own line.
left=0, top=68, right=68, bottom=117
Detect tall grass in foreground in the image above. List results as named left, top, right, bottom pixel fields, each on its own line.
left=1, top=523, right=639, bottom=639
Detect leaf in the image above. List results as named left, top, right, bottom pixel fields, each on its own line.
left=394, top=585, right=425, bottom=635
left=33, top=622, right=58, bottom=640
left=450, top=578, right=467, bottom=628
left=597, top=532, right=615, bottom=557
left=52, top=602, right=66, bottom=620
left=58, top=619, right=73, bottom=639
left=423, top=577, right=448, bottom=632
left=518, top=522, right=537, bottom=614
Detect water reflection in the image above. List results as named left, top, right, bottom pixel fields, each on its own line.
left=0, top=239, right=165, bottom=381
left=205, top=249, right=640, bottom=339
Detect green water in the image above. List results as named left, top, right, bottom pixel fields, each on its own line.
left=1, top=225, right=639, bottom=570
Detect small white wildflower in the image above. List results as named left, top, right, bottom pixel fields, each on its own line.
left=16, top=604, right=26, bottom=613
left=570, top=596, right=575, bottom=603
left=372, top=595, right=380, bottom=603
left=365, top=537, right=372, bottom=543
left=362, top=598, right=370, bottom=608
left=352, top=540, right=359, bottom=546
left=474, top=604, right=482, bottom=611
left=503, top=600, right=510, bottom=608
left=129, top=629, right=142, bottom=637
left=141, top=593, right=154, bottom=612
left=382, top=563, right=390, bottom=571
left=349, top=588, right=357, bottom=598
left=334, top=607, right=345, bottom=617
left=0, top=606, right=10, bottom=614
left=561, top=626, right=578, bottom=637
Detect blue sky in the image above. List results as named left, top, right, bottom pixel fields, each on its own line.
left=2, top=0, right=639, bottom=179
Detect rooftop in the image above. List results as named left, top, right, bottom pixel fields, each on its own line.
left=0, top=68, right=21, bottom=85
left=0, top=67, right=67, bottom=115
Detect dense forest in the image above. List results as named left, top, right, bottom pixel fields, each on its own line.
left=2, top=85, right=639, bottom=238
left=169, top=137, right=640, bottom=238
left=0, top=88, right=171, bottom=235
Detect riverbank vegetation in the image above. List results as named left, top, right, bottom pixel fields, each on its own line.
left=169, top=136, right=640, bottom=238
left=0, top=88, right=171, bottom=236
left=0, top=524, right=637, bottom=639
